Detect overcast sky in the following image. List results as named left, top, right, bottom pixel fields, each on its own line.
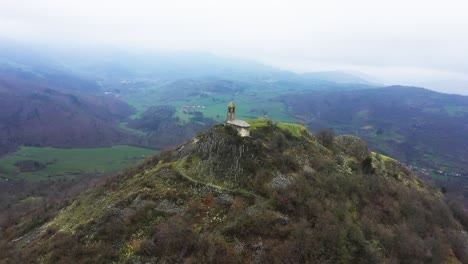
left=1, top=0, right=468, bottom=93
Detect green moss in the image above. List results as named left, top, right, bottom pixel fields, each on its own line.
left=248, top=119, right=308, bottom=138
left=371, top=151, right=395, bottom=161
left=276, top=122, right=308, bottom=138
left=247, top=118, right=273, bottom=130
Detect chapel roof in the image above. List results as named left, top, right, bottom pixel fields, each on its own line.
left=227, top=119, right=251, bottom=128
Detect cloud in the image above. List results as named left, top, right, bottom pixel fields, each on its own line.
left=1, top=0, right=467, bottom=90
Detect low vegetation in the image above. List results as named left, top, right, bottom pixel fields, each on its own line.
left=1, top=120, right=467, bottom=263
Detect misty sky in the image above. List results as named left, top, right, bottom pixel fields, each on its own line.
left=1, top=0, right=468, bottom=93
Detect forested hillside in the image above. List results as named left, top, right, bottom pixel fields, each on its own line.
left=3, top=120, right=466, bottom=263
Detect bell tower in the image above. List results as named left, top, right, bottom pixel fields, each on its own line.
left=224, top=101, right=250, bottom=137
left=226, top=101, right=236, bottom=121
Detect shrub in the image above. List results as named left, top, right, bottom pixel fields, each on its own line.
left=316, top=128, right=336, bottom=149
left=148, top=216, right=197, bottom=257
left=335, top=136, right=370, bottom=162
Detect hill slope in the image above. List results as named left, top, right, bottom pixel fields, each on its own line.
left=0, top=73, right=137, bottom=156
left=301, top=71, right=377, bottom=85
left=3, top=120, right=468, bottom=263
left=278, top=86, right=468, bottom=174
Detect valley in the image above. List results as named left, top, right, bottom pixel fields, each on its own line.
left=110, top=77, right=468, bottom=180
left=2, top=57, right=467, bottom=187
left=0, top=46, right=467, bottom=219
left=117, top=80, right=298, bottom=123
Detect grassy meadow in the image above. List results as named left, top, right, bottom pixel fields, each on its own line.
left=0, top=145, right=158, bottom=180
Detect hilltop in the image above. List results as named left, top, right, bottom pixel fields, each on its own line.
left=2, top=120, right=467, bottom=263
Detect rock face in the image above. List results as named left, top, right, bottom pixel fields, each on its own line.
left=179, top=125, right=260, bottom=187
left=7, top=120, right=468, bottom=264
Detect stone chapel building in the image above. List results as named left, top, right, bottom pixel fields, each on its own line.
left=225, top=101, right=251, bottom=137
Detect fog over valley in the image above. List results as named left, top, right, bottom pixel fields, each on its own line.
left=1, top=0, right=467, bottom=94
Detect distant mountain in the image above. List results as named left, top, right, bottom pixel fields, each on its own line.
left=301, top=71, right=378, bottom=85
left=5, top=121, right=467, bottom=263
left=416, top=79, right=468, bottom=95
left=0, top=41, right=101, bottom=93
left=53, top=50, right=310, bottom=86
left=69, top=53, right=380, bottom=91
left=0, top=72, right=137, bottom=156
left=0, top=40, right=381, bottom=91
left=278, top=86, right=468, bottom=174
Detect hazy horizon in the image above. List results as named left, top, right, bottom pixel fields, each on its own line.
left=1, top=0, right=468, bottom=94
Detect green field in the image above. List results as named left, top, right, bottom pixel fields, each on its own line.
left=121, top=85, right=298, bottom=124
left=171, top=94, right=297, bottom=123
left=0, top=145, right=159, bottom=180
